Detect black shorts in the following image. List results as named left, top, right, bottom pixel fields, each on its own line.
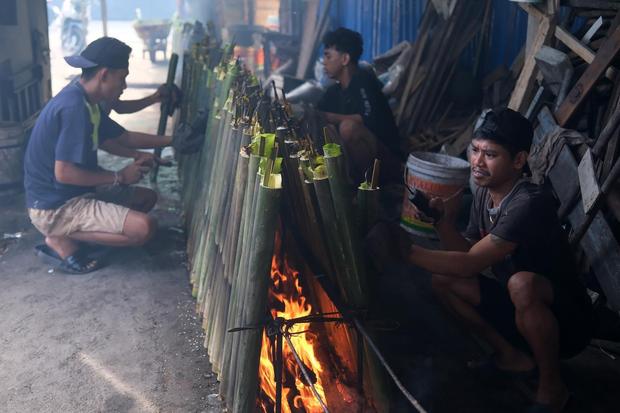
left=475, top=275, right=594, bottom=359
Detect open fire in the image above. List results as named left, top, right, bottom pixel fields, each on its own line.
left=258, top=233, right=327, bottom=413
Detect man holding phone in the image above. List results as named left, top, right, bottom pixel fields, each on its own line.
left=407, top=108, right=592, bottom=413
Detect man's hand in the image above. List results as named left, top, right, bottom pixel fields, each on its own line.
left=119, top=158, right=152, bottom=185
left=430, top=189, right=464, bottom=228
left=155, top=84, right=182, bottom=110
left=133, top=151, right=172, bottom=167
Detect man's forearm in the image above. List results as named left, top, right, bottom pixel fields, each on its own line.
left=113, top=94, right=158, bottom=114
left=117, top=131, right=172, bottom=149
left=55, top=160, right=115, bottom=187
left=409, top=245, right=477, bottom=278
left=100, top=138, right=140, bottom=159
left=323, top=112, right=363, bottom=125
left=435, top=222, right=473, bottom=252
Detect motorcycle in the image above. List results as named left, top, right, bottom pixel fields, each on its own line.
left=51, top=0, right=89, bottom=55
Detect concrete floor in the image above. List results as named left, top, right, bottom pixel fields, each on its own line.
left=0, top=20, right=225, bottom=413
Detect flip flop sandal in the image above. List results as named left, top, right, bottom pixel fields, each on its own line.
left=526, top=394, right=572, bottom=413
left=468, top=355, right=538, bottom=380
left=34, top=244, right=102, bottom=274
left=58, top=254, right=101, bottom=275
left=34, top=244, right=63, bottom=266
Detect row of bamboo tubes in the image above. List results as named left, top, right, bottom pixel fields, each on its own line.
left=176, top=38, right=390, bottom=412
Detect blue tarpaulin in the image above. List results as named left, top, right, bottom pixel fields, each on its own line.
left=318, top=0, right=529, bottom=76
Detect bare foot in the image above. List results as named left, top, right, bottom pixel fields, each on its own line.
left=494, top=349, right=536, bottom=373
left=45, top=236, right=79, bottom=260
left=536, top=382, right=570, bottom=413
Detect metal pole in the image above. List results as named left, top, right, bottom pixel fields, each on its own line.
left=283, top=333, right=330, bottom=413
left=352, top=318, right=428, bottom=413
left=275, top=330, right=283, bottom=413
left=101, top=0, right=108, bottom=37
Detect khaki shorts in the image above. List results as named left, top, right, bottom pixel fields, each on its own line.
left=29, top=185, right=135, bottom=237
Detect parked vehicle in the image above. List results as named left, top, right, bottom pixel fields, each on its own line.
left=51, top=0, right=89, bottom=55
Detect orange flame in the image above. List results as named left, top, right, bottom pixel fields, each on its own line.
left=258, top=243, right=327, bottom=412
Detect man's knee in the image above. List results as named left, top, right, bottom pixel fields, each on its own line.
left=338, top=119, right=363, bottom=142
left=507, top=272, right=552, bottom=309
left=431, top=274, right=452, bottom=296
left=123, top=212, right=157, bottom=245
left=132, top=187, right=158, bottom=212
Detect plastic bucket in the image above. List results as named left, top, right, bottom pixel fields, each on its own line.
left=401, top=152, right=470, bottom=238
left=0, top=122, right=26, bottom=194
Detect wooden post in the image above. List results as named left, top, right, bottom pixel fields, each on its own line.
left=508, top=11, right=554, bottom=113
left=555, top=25, right=620, bottom=126
left=151, top=53, right=179, bottom=181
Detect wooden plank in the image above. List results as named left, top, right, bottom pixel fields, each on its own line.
left=555, top=25, right=620, bottom=126
left=578, top=148, right=601, bottom=213
left=567, top=0, right=620, bottom=10
left=509, top=14, right=554, bottom=113
left=581, top=16, right=603, bottom=44
left=535, top=107, right=620, bottom=311
left=568, top=205, right=620, bottom=311
left=555, top=26, right=596, bottom=64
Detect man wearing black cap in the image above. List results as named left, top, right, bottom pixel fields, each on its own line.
left=406, top=108, right=592, bottom=412
left=24, top=37, right=174, bottom=274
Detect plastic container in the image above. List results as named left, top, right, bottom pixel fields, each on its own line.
left=401, top=152, right=470, bottom=238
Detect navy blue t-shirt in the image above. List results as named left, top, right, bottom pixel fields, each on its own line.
left=24, top=81, right=125, bottom=209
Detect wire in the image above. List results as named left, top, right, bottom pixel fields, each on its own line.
left=283, top=333, right=330, bottom=413
left=352, top=318, right=428, bottom=413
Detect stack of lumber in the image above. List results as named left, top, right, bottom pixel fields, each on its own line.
left=505, top=0, right=620, bottom=312
left=393, top=0, right=491, bottom=148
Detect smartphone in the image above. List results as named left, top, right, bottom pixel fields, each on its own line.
left=406, top=186, right=441, bottom=222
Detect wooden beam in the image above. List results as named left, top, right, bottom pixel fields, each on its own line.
left=535, top=107, right=620, bottom=311
left=555, top=26, right=596, bottom=63
left=581, top=16, right=603, bottom=44
left=555, top=26, right=620, bottom=126
left=567, top=0, right=620, bottom=10
left=509, top=14, right=554, bottom=113
left=519, top=3, right=545, bottom=20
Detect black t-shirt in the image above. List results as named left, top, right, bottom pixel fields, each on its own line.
left=317, top=68, right=400, bottom=153
left=465, top=181, right=584, bottom=292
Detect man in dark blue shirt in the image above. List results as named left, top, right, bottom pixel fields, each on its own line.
left=25, top=37, right=173, bottom=274
left=317, top=28, right=402, bottom=183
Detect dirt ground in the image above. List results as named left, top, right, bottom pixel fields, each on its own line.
left=0, top=20, right=225, bottom=413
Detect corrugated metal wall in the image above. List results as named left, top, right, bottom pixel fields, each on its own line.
left=319, top=0, right=528, bottom=75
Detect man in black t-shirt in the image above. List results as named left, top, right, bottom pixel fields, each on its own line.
left=407, top=108, right=592, bottom=413
left=317, top=27, right=401, bottom=182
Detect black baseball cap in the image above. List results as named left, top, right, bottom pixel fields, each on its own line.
left=64, top=37, right=132, bottom=69
left=473, top=107, right=533, bottom=154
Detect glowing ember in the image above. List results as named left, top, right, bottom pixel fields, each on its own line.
left=258, top=236, right=327, bottom=413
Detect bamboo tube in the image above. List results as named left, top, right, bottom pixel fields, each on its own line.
left=313, top=176, right=352, bottom=300
left=232, top=177, right=282, bottom=413
left=324, top=146, right=368, bottom=309
left=356, top=187, right=380, bottom=237
left=222, top=147, right=250, bottom=274
left=220, top=154, right=260, bottom=401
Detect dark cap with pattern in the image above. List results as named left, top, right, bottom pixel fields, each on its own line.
left=64, top=37, right=132, bottom=69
